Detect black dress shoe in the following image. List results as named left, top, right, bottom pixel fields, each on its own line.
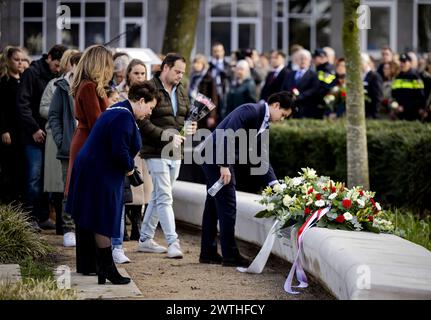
left=199, top=253, right=223, bottom=265
left=38, top=219, right=56, bottom=230
left=222, top=254, right=250, bottom=267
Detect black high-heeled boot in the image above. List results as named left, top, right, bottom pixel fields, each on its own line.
left=96, top=247, right=131, bottom=285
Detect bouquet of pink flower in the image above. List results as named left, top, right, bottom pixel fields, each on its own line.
left=256, top=168, right=394, bottom=233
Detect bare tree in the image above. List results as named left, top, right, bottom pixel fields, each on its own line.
left=343, top=0, right=370, bottom=189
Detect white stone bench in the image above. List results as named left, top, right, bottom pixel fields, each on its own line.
left=173, top=181, right=431, bottom=300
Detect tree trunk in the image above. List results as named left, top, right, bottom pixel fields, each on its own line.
left=342, top=0, right=370, bottom=189
left=162, top=0, right=200, bottom=68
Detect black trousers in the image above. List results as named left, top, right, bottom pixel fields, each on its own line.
left=75, top=224, right=97, bottom=274
left=200, top=163, right=240, bottom=260
left=0, top=143, right=25, bottom=204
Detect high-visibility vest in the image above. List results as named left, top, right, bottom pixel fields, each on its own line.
left=391, top=78, right=425, bottom=90
left=317, top=70, right=336, bottom=84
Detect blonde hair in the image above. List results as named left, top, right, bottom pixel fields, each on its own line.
left=59, top=49, right=80, bottom=74
left=192, top=54, right=209, bottom=70
left=71, top=45, right=113, bottom=98
left=0, top=46, right=24, bottom=79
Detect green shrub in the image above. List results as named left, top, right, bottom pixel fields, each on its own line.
left=0, top=204, right=54, bottom=263
left=268, top=119, right=431, bottom=212
left=385, top=209, right=431, bottom=251
left=0, top=279, right=76, bottom=300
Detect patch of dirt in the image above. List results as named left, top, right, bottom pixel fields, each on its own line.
left=42, top=223, right=335, bottom=300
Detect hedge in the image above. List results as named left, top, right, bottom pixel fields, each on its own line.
left=265, top=119, right=431, bottom=212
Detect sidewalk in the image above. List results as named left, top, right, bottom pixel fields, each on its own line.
left=42, top=223, right=334, bottom=300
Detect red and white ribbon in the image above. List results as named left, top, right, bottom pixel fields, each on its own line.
left=284, top=206, right=330, bottom=294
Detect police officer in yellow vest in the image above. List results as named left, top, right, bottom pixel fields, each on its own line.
left=391, top=53, right=426, bottom=121
left=313, top=48, right=337, bottom=116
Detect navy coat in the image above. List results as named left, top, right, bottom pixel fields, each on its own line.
left=201, top=101, right=277, bottom=186
left=66, top=100, right=141, bottom=238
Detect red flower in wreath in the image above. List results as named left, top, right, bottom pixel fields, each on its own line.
left=335, top=215, right=345, bottom=223
left=342, top=199, right=352, bottom=209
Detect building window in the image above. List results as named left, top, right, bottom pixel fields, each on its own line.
left=273, top=0, right=331, bottom=54
left=360, top=1, right=397, bottom=57
left=56, top=0, right=109, bottom=51
left=415, top=1, right=431, bottom=53
left=21, top=0, right=46, bottom=55
left=120, top=0, right=147, bottom=48
left=207, top=0, right=262, bottom=55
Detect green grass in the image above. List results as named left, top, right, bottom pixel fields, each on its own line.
left=20, top=256, right=56, bottom=281
left=385, top=209, right=431, bottom=251
left=0, top=203, right=54, bottom=264
left=0, top=203, right=77, bottom=299
left=0, top=279, right=77, bottom=300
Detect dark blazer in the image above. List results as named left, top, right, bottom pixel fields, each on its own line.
left=281, top=69, right=321, bottom=118
left=202, top=101, right=276, bottom=186
left=0, top=75, right=21, bottom=143
left=16, top=55, right=56, bottom=145
left=260, top=67, right=287, bottom=101
left=138, top=73, right=190, bottom=159
left=66, top=100, right=141, bottom=238
left=226, top=78, right=257, bottom=115
left=363, top=71, right=383, bottom=118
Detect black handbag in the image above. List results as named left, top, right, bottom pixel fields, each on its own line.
left=128, top=167, right=144, bottom=187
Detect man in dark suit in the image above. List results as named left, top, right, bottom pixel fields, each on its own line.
left=281, top=49, right=321, bottom=118
left=260, top=50, right=287, bottom=101
left=198, top=91, right=295, bottom=267
left=361, top=53, right=383, bottom=118
left=208, top=42, right=232, bottom=121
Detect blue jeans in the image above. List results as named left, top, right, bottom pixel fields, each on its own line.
left=139, top=158, right=181, bottom=246
left=112, top=206, right=125, bottom=249
left=24, top=144, right=48, bottom=221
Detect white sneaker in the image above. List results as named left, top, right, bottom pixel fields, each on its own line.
left=137, top=238, right=167, bottom=253
left=63, top=232, right=76, bottom=247
left=112, top=247, right=131, bottom=264
left=167, top=241, right=183, bottom=259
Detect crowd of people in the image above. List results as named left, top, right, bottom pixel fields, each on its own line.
left=0, top=41, right=430, bottom=285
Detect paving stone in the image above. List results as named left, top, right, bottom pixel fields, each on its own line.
left=0, top=264, right=21, bottom=284
left=71, top=268, right=141, bottom=300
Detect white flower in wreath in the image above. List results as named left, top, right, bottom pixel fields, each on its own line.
left=343, top=212, right=353, bottom=221
left=357, top=199, right=365, bottom=208
left=347, top=189, right=359, bottom=201
left=283, top=194, right=295, bottom=207
left=273, top=184, right=283, bottom=193
left=375, top=202, right=382, bottom=211
left=302, top=168, right=317, bottom=180
left=291, top=177, right=303, bottom=186
left=328, top=193, right=338, bottom=200
left=315, top=200, right=325, bottom=207
left=267, top=203, right=275, bottom=211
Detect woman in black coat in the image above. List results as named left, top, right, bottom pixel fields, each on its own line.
left=0, top=46, right=25, bottom=204
left=66, top=82, right=159, bottom=285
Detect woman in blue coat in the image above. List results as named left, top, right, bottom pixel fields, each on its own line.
left=66, top=81, right=159, bottom=285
